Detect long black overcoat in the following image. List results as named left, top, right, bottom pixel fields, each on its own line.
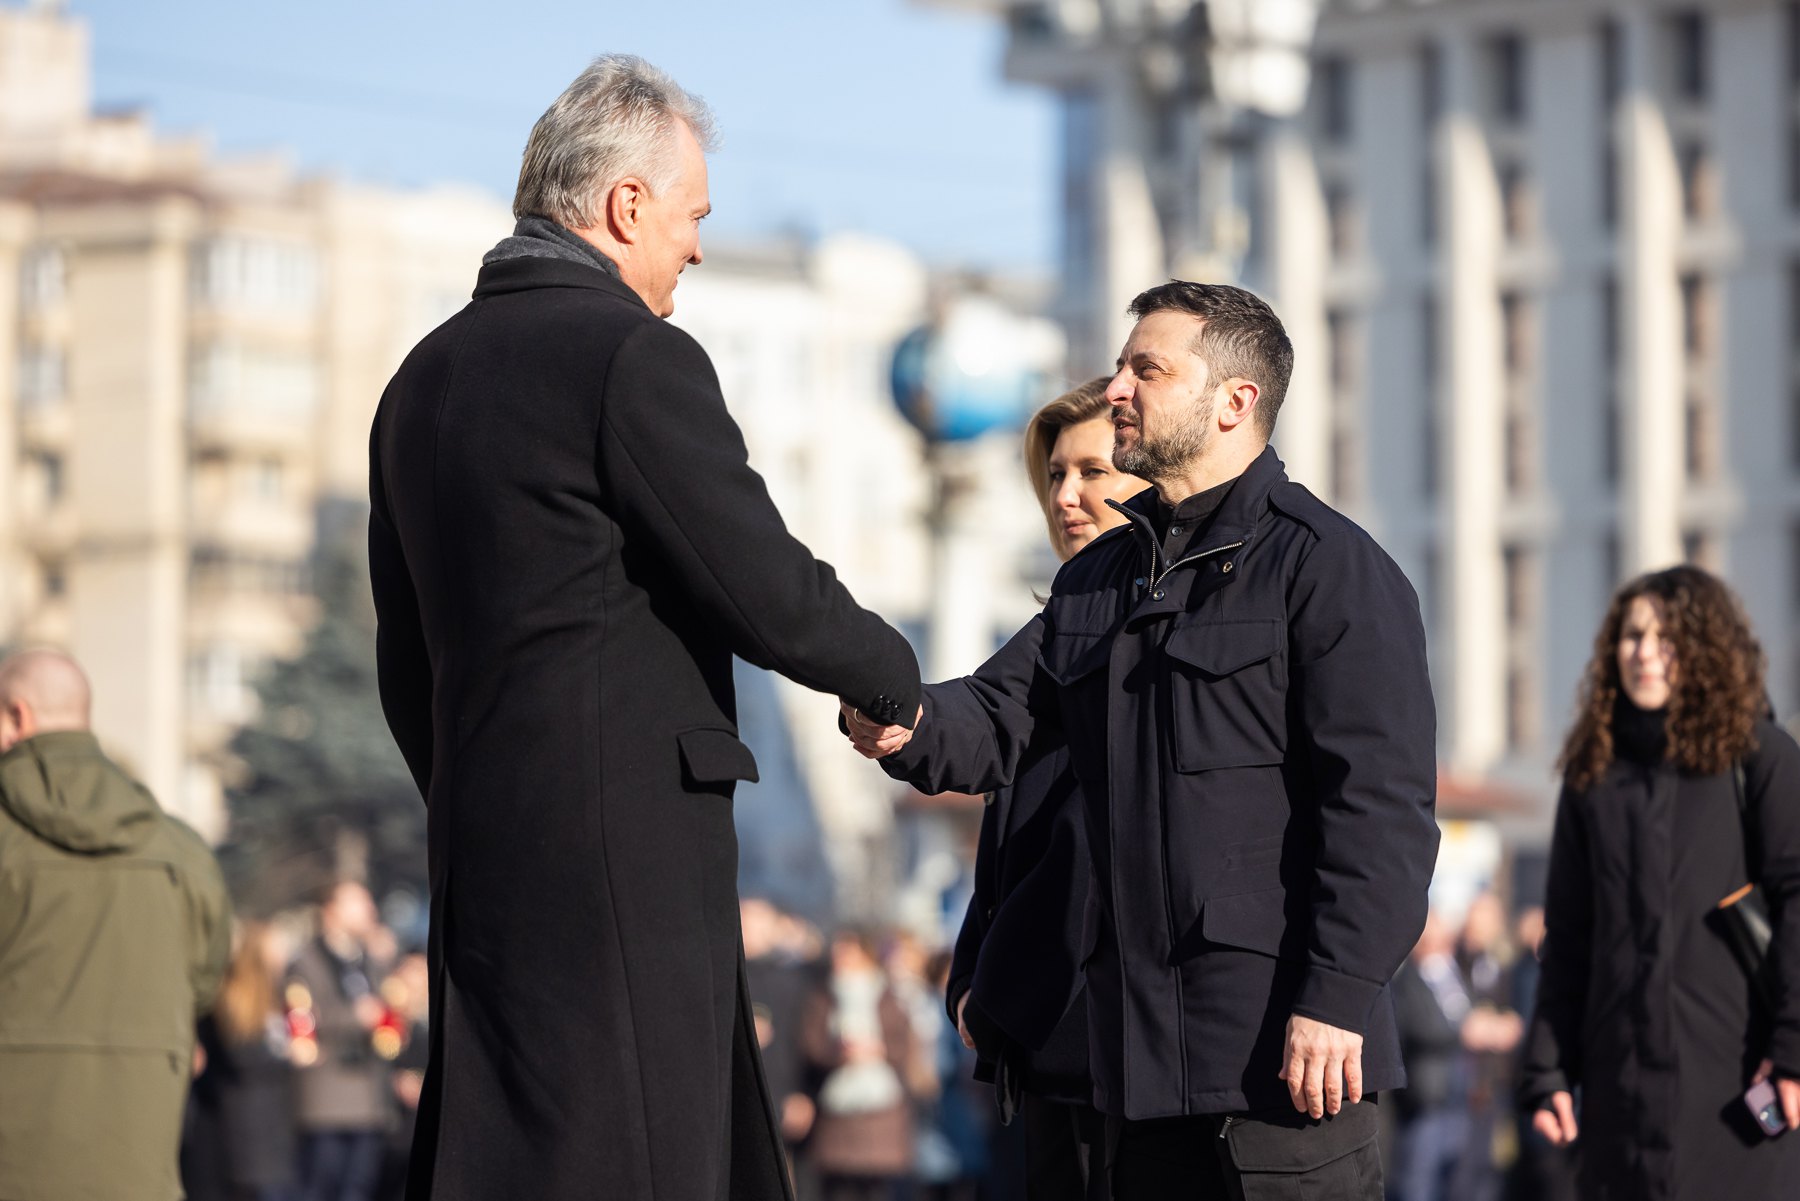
left=1520, top=717, right=1800, bottom=1201
left=883, top=446, right=1439, bottom=1118
left=368, top=255, right=920, bottom=1201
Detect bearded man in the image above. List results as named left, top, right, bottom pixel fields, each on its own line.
left=846, top=282, right=1439, bottom=1199
left=370, top=56, right=919, bottom=1201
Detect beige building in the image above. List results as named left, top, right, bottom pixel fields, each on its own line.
left=0, top=3, right=511, bottom=835
left=942, top=0, right=1800, bottom=815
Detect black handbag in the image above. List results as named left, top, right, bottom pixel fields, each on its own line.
left=1716, top=763, right=1777, bottom=1013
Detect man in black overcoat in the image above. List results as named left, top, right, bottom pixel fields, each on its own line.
left=846, top=283, right=1439, bottom=1198
left=369, top=56, right=919, bottom=1201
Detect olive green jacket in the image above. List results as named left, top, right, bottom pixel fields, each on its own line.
left=0, top=731, right=231, bottom=1201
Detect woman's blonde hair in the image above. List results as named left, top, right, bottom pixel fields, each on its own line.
left=1022, top=377, right=1115, bottom=549
left=214, top=921, right=281, bottom=1045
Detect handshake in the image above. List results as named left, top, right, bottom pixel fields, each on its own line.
left=840, top=701, right=922, bottom=760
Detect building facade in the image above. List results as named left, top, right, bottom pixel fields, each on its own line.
left=946, top=0, right=1800, bottom=815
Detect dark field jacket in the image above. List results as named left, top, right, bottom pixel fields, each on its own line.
left=883, top=446, right=1439, bottom=1118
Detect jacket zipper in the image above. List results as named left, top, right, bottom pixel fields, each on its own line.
left=1150, top=540, right=1245, bottom=589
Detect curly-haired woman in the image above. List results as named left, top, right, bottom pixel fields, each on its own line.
left=1519, top=565, right=1800, bottom=1200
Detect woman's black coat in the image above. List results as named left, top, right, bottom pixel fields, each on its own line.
left=1521, top=715, right=1800, bottom=1200
left=369, top=255, right=920, bottom=1201
left=947, top=742, right=1093, bottom=1103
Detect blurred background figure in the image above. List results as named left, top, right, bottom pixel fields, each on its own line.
left=376, top=951, right=429, bottom=1201
left=1452, top=891, right=1523, bottom=1201
left=742, top=896, right=820, bottom=1190
left=1390, top=911, right=1474, bottom=1201
left=802, top=929, right=918, bottom=1201
left=286, top=880, right=396, bottom=1201
left=185, top=921, right=301, bottom=1201
left=919, top=949, right=989, bottom=1201
left=0, top=649, right=232, bottom=1201
left=1521, top=567, right=1800, bottom=1200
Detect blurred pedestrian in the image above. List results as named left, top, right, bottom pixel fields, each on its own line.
left=1521, top=566, right=1800, bottom=1199
left=945, top=378, right=1142, bottom=1201
left=187, top=921, right=301, bottom=1201
left=921, top=949, right=989, bottom=1201
left=0, top=649, right=231, bottom=1201
left=850, top=283, right=1439, bottom=1198
left=801, top=930, right=917, bottom=1201
left=376, top=951, right=429, bottom=1201
left=1453, top=891, right=1522, bottom=1201
left=288, top=881, right=396, bottom=1201
left=1389, top=912, right=1474, bottom=1201
left=743, top=897, right=818, bottom=1182
left=368, top=52, right=920, bottom=1201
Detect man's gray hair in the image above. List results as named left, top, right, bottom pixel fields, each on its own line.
left=513, top=54, right=719, bottom=228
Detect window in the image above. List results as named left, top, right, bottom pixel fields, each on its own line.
left=1679, top=141, right=1717, bottom=222
left=42, top=561, right=66, bottom=600
left=1601, top=19, right=1626, bottom=108
left=1505, top=398, right=1535, bottom=496
left=1680, top=274, right=1713, bottom=357
left=189, top=342, right=320, bottom=420
left=251, top=458, right=285, bottom=502
left=1602, top=143, right=1620, bottom=228
left=1497, top=547, right=1540, bottom=633
left=33, top=452, right=64, bottom=504
left=190, top=236, right=319, bottom=314
left=1604, top=389, right=1622, bottom=484
left=1499, top=161, right=1534, bottom=242
left=1685, top=390, right=1718, bottom=481
left=1421, top=41, right=1445, bottom=125
left=1421, top=163, right=1437, bottom=247
left=1669, top=10, right=1708, bottom=102
left=19, top=244, right=65, bottom=311
left=1422, top=298, right=1439, bottom=498
left=1328, top=308, right=1361, bottom=391
left=1489, top=33, right=1528, bottom=123
left=1317, top=56, right=1352, bottom=143
left=1422, top=545, right=1442, bottom=636
left=1604, top=533, right=1622, bottom=590
left=1330, top=426, right=1360, bottom=506
left=1683, top=529, right=1720, bottom=571
left=1506, top=664, right=1539, bottom=752
left=1602, top=278, right=1622, bottom=366
left=17, top=343, right=65, bottom=408
left=1502, top=292, right=1535, bottom=375
left=1326, top=183, right=1357, bottom=260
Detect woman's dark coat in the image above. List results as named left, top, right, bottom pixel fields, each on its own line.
left=947, top=743, right=1093, bottom=1103
left=369, top=254, right=920, bottom=1201
left=882, top=447, right=1439, bottom=1118
left=1520, top=715, right=1800, bottom=1200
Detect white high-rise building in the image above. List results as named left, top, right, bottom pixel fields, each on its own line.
left=938, top=0, right=1800, bottom=816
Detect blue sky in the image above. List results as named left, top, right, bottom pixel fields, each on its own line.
left=71, top=0, right=1057, bottom=271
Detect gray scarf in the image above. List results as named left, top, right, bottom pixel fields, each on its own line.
left=483, top=215, right=622, bottom=279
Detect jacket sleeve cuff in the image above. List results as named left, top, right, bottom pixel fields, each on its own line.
left=1769, top=1025, right=1800, bottom=1080
left=1292, top=965, right=1384, bottom=1035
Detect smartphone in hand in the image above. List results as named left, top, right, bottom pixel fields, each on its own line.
left=1745, top=1079, right=1787, bottom=1138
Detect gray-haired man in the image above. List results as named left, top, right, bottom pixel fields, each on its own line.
left=370, top=57, right=920, bottom=1201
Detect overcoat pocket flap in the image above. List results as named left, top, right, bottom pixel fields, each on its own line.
left=1164, top=618, right=1282, bottom=677
left=1202, top=886, right=1288, bottom=957
left=1224, top=1100, right=1379, bottom=1173
left=677, top=727, right=760, bottom=786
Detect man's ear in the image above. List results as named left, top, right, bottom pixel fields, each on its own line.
left=607, top=178, right=650, bottom=248
left=1218, top=379, right=1261, bottom=432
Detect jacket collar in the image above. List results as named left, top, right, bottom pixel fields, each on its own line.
left=1107, top=443, right=1287, bottom=571
left=471, top=256, right=650, bottom=309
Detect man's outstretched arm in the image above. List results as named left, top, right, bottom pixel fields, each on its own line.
left=846, top=614, right=1053, bottom=799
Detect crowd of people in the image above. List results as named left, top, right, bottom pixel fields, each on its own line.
left=179, top=881, right=429, bottom=1201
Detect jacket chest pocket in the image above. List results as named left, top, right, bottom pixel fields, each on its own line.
left=1162, top=617, right=1287, bottom=773
left=1038, top=629, right=1111, bottom=780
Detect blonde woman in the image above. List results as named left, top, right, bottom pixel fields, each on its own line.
left=944, top=378, right=1145, bottom=1200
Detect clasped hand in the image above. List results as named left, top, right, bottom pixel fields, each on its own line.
left=841, top=701, right=919, bottom=759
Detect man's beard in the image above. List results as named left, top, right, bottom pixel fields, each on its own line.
left=1115, top=394, right=1213, bottom=485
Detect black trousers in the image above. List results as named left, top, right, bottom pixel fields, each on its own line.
left=1022, top=1094, right=1109, bottom=1201
left=1108, top=1099, right=1382, bottom=1200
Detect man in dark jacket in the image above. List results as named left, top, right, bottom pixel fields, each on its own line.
left=0, top=650, right=232, bottom=1201
left=369, top=55, right=920, bottom=1201
left=847, top=283, right=1438, bottom=1198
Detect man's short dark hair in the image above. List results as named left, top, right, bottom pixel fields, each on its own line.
left=1126, top=281, right=1295, bottom=437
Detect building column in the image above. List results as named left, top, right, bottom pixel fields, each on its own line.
left=1442, top=61, right=1505, bottom=773
left=0, top=204, right=29, bottom=640
left=1094, top=64, right=1166, bottom=363
left=1618, top=15, right=1685, bottom=573
left=62, top=198, right=197, bottom=819
left=1259, top=125, right=1331, bottom=492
